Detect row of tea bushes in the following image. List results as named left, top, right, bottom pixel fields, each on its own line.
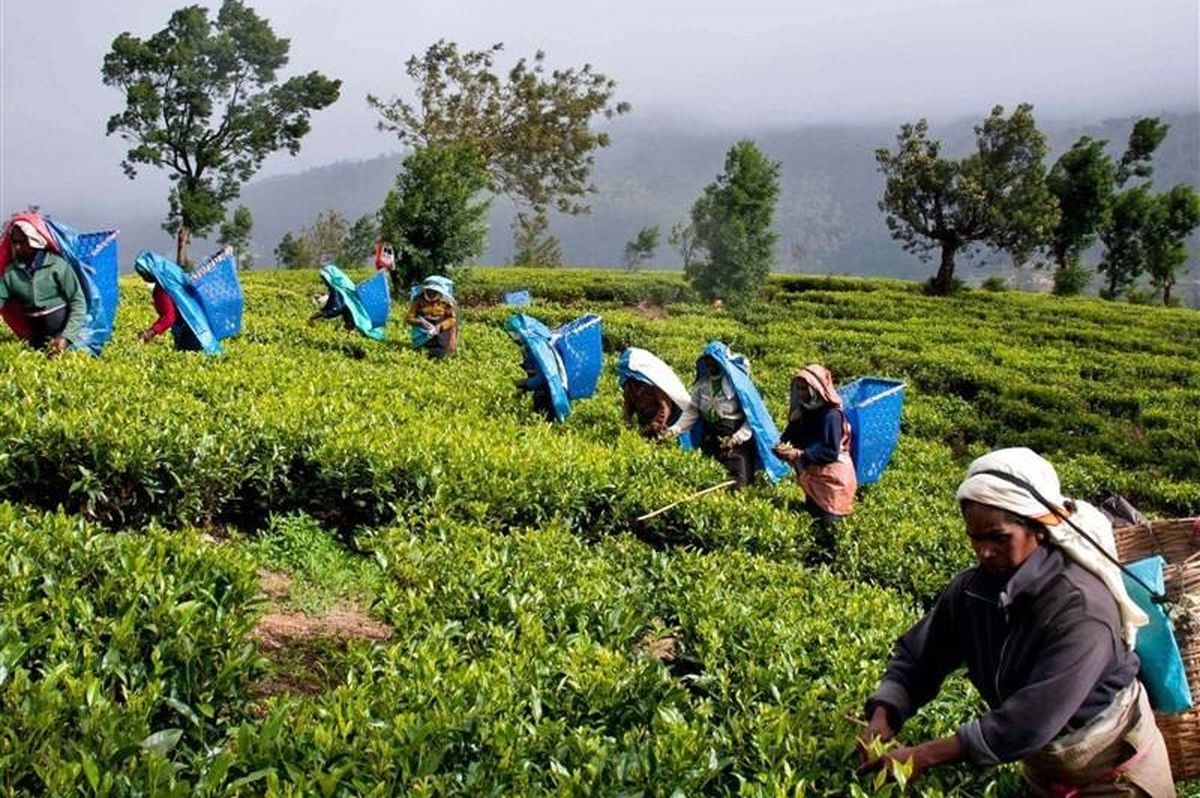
left=0, top=504, right=262, bottom=796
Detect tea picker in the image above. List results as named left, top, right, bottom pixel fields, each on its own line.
left=617, top=347, right=693, bottom=439
left=858, top=448, right=1175, bottom=795
left=406, top=275, right=458, bottom=358
left=506, top=312, right=603, bottom=422
left=134, top=246, right=243, bottom=355
left=1, top=210, right=120, bottom=356
left=310, top=264, right=390, bottom=341
left=662, top=342, right=790, bottom=488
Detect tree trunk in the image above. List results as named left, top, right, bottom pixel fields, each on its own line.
left=1162, top=278, right=1173, bottom=306
left=933, top=242, right=958, bottom=296
left=175, top=226, right=191, bottom=267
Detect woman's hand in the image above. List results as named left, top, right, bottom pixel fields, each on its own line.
left=857, top=733, right=964, bottom=785
left=46, top=337, right=69, bottom=357
left=140, top=328, right=156, bottom=343
left=857, top=705, right=895, bottom=764
left=857, top=745, right=926, bottom=783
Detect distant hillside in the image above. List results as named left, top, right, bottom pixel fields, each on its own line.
left=134, top=111, right=1199, bottom=284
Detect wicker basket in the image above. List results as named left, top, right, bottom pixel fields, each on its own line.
left=1114, top=517, right=1200, bottom=780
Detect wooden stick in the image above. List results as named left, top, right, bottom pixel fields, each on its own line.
left=635, top=480, right=737, bottom=522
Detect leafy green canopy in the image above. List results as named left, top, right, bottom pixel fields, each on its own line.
left=623, top=225, right=661, bottom=270
left=368, top=40, right=630, bottom=222
left=876, top=105, right=1058, bottom=296
left=102, top=0, right=340, bottom=263
left=685, top=140, right=781, bottom=307
left=217, top=205, right=253, bottom=268
left=379, top=144, right=492, bottom=285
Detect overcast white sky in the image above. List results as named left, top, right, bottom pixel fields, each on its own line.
left=1, top=0, right=1197, bottom=219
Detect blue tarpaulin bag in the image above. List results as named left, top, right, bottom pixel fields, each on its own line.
left=188, top=248, right=243, bottom=340
left=359, top=272, right=392, bottom=330
left=134, top=251, right=222, bottom=355
left=552, top=314, right=603, bottom=400
left=504, top=289, right=531, bottom=306
left=1123, top=556, right=1192, bottom=713
left=506, top=313, right=572, bottom=422
left=837, top=377, right=906, bottom=485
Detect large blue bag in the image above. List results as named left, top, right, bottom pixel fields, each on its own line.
left=42, top=221, right=120, bottom=355
left=134, top=251, right=223, bottom=355
left=552, top=314, right=603, bottom=400
left=1123, top=556, right=1193, bottom=713
left=188, top=249, right=243, bottom=340
left=837, top=377, right=906, bottom=485
left=507, top=313, right=572, bottom=422
left=358, top=272, right=392, bottom=330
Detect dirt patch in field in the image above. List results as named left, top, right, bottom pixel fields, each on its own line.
left=254, top=607, right=393, bottom=650
left=251, top=570, right=393, bottom=701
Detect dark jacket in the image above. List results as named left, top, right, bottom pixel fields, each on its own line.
left=867, top=545, right=1139, bottom=765
left=780, top=406, right=843, bottom=465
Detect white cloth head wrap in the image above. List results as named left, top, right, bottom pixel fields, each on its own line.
left=956, top=447, right=1147, bottom=648
left=12, top=220, right=49, bottom=250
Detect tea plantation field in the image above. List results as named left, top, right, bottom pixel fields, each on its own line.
left=1, top=267, right=1197, bottom=796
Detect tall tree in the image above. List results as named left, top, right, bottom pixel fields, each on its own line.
left=368, top=40, right=629, bottom=252
left=378, top=143, right=491, bottom=284
left=623, top=225, right=660, bottom=270
left=876, top=105, right=1058, bottom=295
left=341, top=214, right=380, bottom=270
left=275, top=232, right=311, bottom=269
left=1096, top=187, right=1152, bottom=299
left=1043, top=137, right=1115, bottom=294
left=218, top=205, right=254, bottom=269
left=1095, top=117, right=1197, bottom=303
left=668, top=222, right=699, bottom=270
left=102, top=0, right=341, bottom=264
left=511, top=211, right=563, bottom=269
left=1141, top=186, right=1200, bottom=305
left=684, top=140, right=781, bottom=307
left=1115, top=117, right=1170, bottom=187
left=303, top=210, right=350, bottom=265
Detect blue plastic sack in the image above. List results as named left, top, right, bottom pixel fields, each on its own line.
left=358, top=272, right=392, bottom=330
left=504, top=289, right=531, bottom=306
left=552, top=314, right=603, bottom=400
left=837, top=377, right=906, bottom=485
left=1122, top=556, right=1192, bottom=713
left=46, top=221, right=120, bottom=355
left=134, top=251, right=222, bottom=355
left=188, top=249, right=243, bottom=340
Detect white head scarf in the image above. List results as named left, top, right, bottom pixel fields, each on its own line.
left=12, top=220, right=49, bottom=250
left=956, top=447, right=1147, bottom=648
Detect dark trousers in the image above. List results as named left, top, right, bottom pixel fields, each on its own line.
left=804, top=496, right=843, bottom=563
left=28, top=306, right=68, bottom=349
left=700, top=432, right=754, bottom=487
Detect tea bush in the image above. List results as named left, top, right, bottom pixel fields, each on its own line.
left=0, top=265, right=1196, bottom=794
left=0, top=504, right=262, bottom=795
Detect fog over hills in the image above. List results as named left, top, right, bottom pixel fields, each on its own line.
left=104, top=111, right=1200, bottom=281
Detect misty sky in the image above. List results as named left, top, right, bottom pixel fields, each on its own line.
left=1, top=0, right=1197, bottom=226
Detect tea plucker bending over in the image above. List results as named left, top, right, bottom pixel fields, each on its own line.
left=0, top=219, right=86, bottom=355
left=859, top=447, right=1172, bottom=797
left=663, top=352, right=755, bottom=487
